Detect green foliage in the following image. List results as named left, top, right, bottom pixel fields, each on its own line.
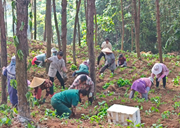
left=102, top=81, right=114, bottom=89
left=13, top=36, right=19, bottom=48
left=161, top=111, right=171, bottom=119
left=173, top=101, right=180, bottom=109
left=44, top=109, right=56, bottom=118
left=19, top=22, right=25, bottom=31
left=117, top=77, right=132, bottom=87
left=70, top=64, right=78, bottom=71
left=172, top=76, right=179, bottom=86
left=10, top=79, right=17, bottom=90
left=17, top=50, right=24, bottom=60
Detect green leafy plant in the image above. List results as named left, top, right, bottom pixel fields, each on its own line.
left=161, top=111, right=171, bottom=119
left=70, top=64, right=78, bottom=71
left=173, top=101, right=180, bottom=109
left=172, top=76, right=179, bottom=86
left=10, top=79, right=17, bottom=90
left=117, top=77, right=132, bottom=87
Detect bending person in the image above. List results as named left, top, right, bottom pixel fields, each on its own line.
left=72, top=60, right=89, bottom=77
left=32, top=53, right=46, bottom=67
left=51, top=89, right=88, bottom=118
left=117, top=54, right=127, bottom=67
left=69, top=74, right=94, bottom=104
left=129, top=77, right=153, bottom=100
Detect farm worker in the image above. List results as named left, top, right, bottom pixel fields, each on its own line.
left=51, top=89, right=88, bottom=118
left=45, top=51, right=67, bottom=96
left=97, top=38, right=112, bottom=67
left=29, top=77, right=53, bottom=104
left=2, top=56, right=31, bottom=107
left=151, top=63, right=169, bottom=88
left=32, top=53, right=46, bottom=67
left=99, top=48, right=116, bottom=74
left=117, top=54, right=127, bottom=67
left=129, top=77, right=154, bottom=100
left=69, top=74, right=94, bottom=104
left=51, top=47, right=58, bottom=56
left=72, top=60, right=89, bottom=77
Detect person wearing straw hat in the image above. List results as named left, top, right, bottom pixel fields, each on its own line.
left=51, top=47, right=58, bottom=56
left=29, top=77, right=53, bottom=104
left=32, top=53, right=46, bottom=67
left=117, top=54, right=127, bottom=67
left=45, top=51, right=67, bottom=96
left=129, top=77, right=154, bottom=100
left=51, top=89, right=88, bottom=118
left=151, top=63, right=169, bottom=88
left=97, top=38, right=112, bottom=67
left=69, top=74, right=94, bottom=104
left=72, top=59, right=89, bottom=77
left=99, top=48, right=116, bottom=74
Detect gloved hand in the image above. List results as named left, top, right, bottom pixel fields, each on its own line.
left=158, top=77, right=162, bottom=82
left=89, top=92, right=93, bottom=98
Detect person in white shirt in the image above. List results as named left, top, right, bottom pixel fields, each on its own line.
left=97, top=38, right=112, bottom=66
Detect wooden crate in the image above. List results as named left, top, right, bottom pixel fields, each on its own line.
left=107, top=104, right=141, bottom=127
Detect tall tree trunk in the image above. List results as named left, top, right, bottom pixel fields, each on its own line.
left=121, top=0, right=124, bottom=51
left=16, top=0, right=30, bottom=118
left=156, top=0, right=163, bottom=63
left=73, top=0, right=81, bottom=65
left=53, top=0, right=61, bottom=50
left=87, top=0, right=96, bottom=95
left=61, top=0, right=67, bottom=63
left=12, top=2, right=15, bottom=36
left=0, top=0, right=7, bottom=104
left=43, top=9, right=47, bottom=41
left=132, top=0, right=141, bottom=58
left=84, top=0, right=88, bottom=44
left=94, top=6, right=98, bottom=47
left=46, top=0, right=51, bottom=73
left=131, top=2, right=134, bottom=51
left=78, top=17, right=81, bottom=47
left=34, top=0, right=36, bottom=39
left=3, top=0, right=7, bottom=35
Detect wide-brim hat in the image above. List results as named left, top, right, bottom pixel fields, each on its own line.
left=101, top=48, right=112, bottom=53
left=51, top=47, right=57, bottom=53
left=148, top=77, right=154, bottom=84
left=151, top=63, right=162, bottom=75
left=29, top=77, right=46, bottom=88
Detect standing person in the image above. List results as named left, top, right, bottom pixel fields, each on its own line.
left=72, top=60, right=89, bottom=77
left=99, top=48, right=116, bottom=74
left=97, top=38, right=112, bottom=66
left=69, top=74, right=94, bottom=104
left=32, top=53, right=46, bottom=67
left=117, top=54, right=127, bottom=67
left=51, top=89, right=88, bottom=118
left=129, top=77, right=154, bottom=100
left=29, top=77, right=53, bottom=104
left=51, top=47, right=58, bottom=56
left=151, top=63, right=169, bottom=88
left=45, top=51, right=67, bottom=96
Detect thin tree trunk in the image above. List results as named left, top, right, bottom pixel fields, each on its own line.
left=121, top=0, right=124, bottom=51
left=73, top=0, right=81, bottom=65
left=156, top=0, right=163, bottom=63
left=16, top=0, right=30, bottom=118
left=12, top=3, right=15, bottom=36
left=43, top=9, right=47, bottom=42
left=87, top=0, right=96, bottom=96
left=34, top=0, right=36, bottom=39
left=84, top=0, right=88, bottom=44
left=61, top=0, right=67, bottom=63
left=94, top=6, right=98, bottom=47
left=4, top=0, right=7, bottom=35
left=53, top=0, right=61, bottom=50
left=131, top=2, right=134, bottom=51
left=46, top=0, right=51, bottom=73
left=133, top=0, right=141, bottom=58
left=0, top=0, right=7, bottom=104
left=78, top=17, right=81, bottom=47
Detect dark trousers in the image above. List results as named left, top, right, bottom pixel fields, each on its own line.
left=49, top=71, right=65, bottom=94
left=34, top=60, right=41, bottom=65
left=97, top=52, right=105, bottom=65
left=99, top=65, right=114, bottom=73
left=156, top=76, right=166, bottom=88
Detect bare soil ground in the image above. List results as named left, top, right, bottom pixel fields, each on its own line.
left=0, top=38, right=180, bottom=127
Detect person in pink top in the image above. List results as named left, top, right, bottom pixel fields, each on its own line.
left=151, top=63, right=169, bottom=88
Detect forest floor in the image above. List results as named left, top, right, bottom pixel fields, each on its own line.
left=0, top=38, right=180, bottom=128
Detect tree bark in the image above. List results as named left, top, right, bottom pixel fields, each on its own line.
left=73, top=0, right=81, bottom=65
left=53, top=0, right=61, bottom=50
left=84, top=0, right=88, bottom=44
left=34, top=0, right=36, bottom=39
left=0, top=0, right=7, bottom=104
left=132, top=0, right=141, bottom=58
left=61, top=0, right=67, bottom=63
left=78, top=17, right=81, bottom=47
left=87, top=0, right=96, bottom=95
left=94, top=6, right=98, bottom=47
left=43, top=8, right=47, bottom=42
left=156, top=0, right=163, bottom=63
left=16, top=0, right=30, bottom=118
left=12, top=3, right=15, bottom=36
left=121, top=0, right=124, bottom=51
left=46, top=0, right=51, bottom=73
left=3, top=0, right=7, bottom=36
left=131, top=1, right=134, bottom=51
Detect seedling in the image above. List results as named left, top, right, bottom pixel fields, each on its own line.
left=70, top=64, right=78, bottom=71
left=161, top=111, right=170, bottom=119
left=172, top=76, right=179, bottom=86
left=117, top=77, right=132, bottom=87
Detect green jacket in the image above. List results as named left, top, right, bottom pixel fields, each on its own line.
left=76, top=64, right=89, bottom=74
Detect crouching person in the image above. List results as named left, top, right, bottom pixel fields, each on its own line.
left=129, top=77, right=153, bottom=100
left=72, top=60, right=89, bottom=77
left=69, top=74, right=94, bottom=104
left=117, top=54, right=127, bottom=67
left=29, top=77, right=53, bottom=104
left=51, top=89, right=88, bottom=118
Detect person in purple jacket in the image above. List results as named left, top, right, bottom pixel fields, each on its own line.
left=151, top=63, right=169, bottom=88
left=129, top=77, right=154, bottom=100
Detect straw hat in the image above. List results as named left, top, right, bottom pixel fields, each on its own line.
left=148, top=77, right=154, bottom=84
left=51, top=47, right=57, bottom=53
left=151, top=63, right=162, bottom=75
left=29, top=77, right=46, bottom=88
left=101, top=48, right=112, bottom=53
